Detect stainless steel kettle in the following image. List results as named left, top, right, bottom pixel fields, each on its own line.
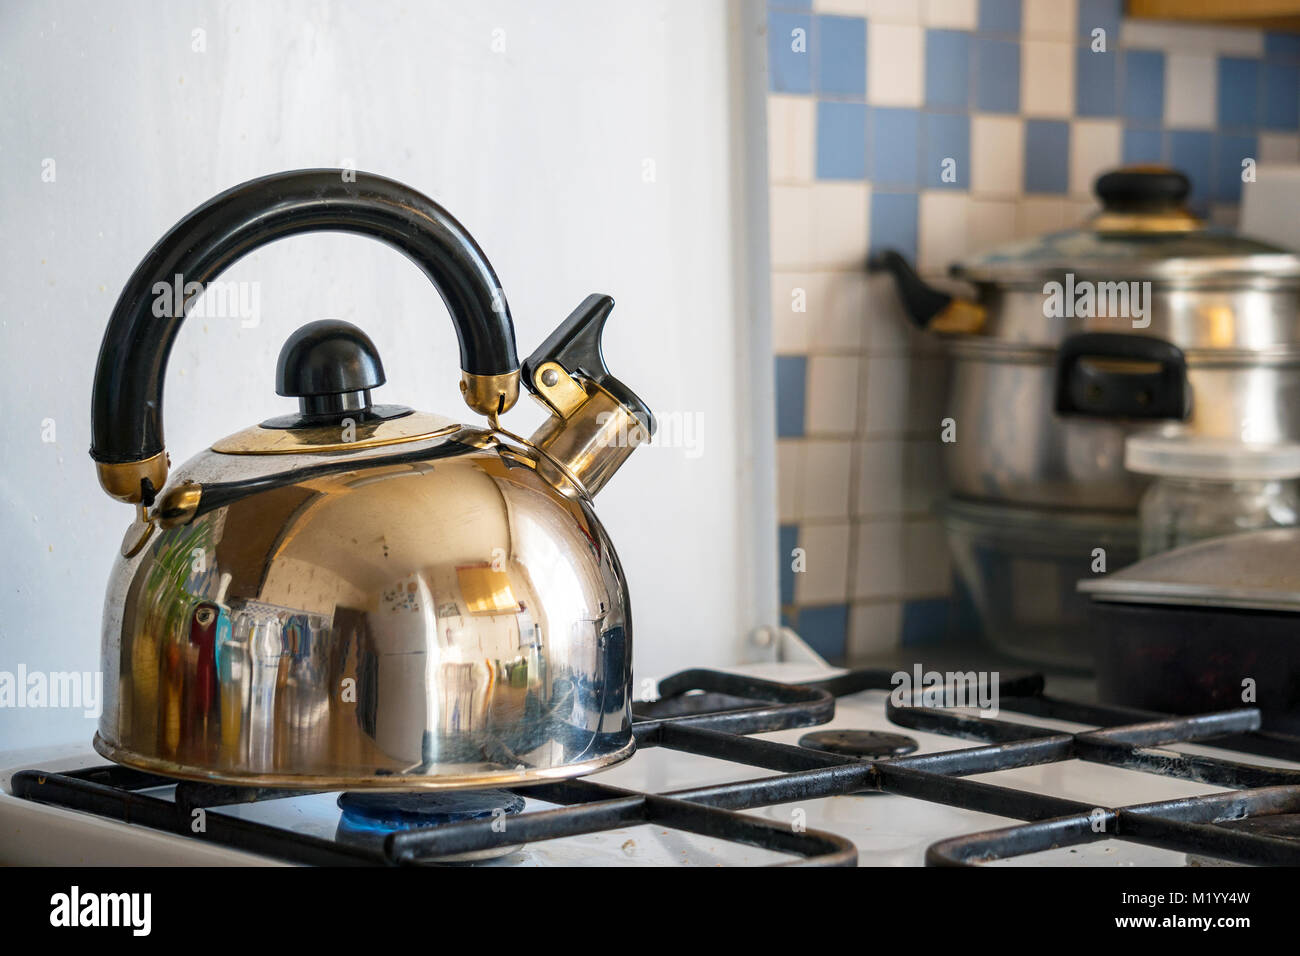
left=90, top=170, right=655, bottom=790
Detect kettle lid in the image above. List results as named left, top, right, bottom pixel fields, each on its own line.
left=211, top=319, right=460, bottom=455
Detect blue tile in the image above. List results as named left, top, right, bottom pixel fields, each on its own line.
left=924, top=112, right=970, bottom=189
left=901, top=598, right=951, bottom=647
left=1265, top=32, right=1300, bottom=62
left=779, top=525, right=799, bottom=605
left=817, top=101, right=868, bottom=179
left=868, top=191, right=918, bottom=262
left=768, top=0, right=811, bottom=8
left=870, top=107, right=922, bottom=187
left=925, top=29, right=971, bottom=109
left=768, top=12, right=812, bottom=93
left=1122, top=126, right=1164, bottom=165
left=775, top=356, right=807, bottom=438
left=974, top=37, right=1020, bottom=113
left=1122, top=50, right=1165, bottom=122
left=1076, top=47, right=1117, bottom=116
left=1167, top=130, right=1213, bottom=211
left=1024, top=119, right=1070, bottom=194
left=1215, top=134, right=1258, bottom=203
left=1076, top=0, right=1122, bottom=47
left=816, top=15, right=866, bottom=96
left=1218, top=57, right=1261, bottom=130
left=1263, top=62, right=1300, bottom=130
left=978, top=0, right=1021, bottom=34
left=796, top=604, right=849, bottom=662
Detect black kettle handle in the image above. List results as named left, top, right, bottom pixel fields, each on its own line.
left=90, top=169, right=520, bottom=502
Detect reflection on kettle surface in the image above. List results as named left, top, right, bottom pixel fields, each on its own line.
left=99, top=444, right=635, bottom=789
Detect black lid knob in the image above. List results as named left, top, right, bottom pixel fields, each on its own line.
left=1095, top=166, right=1190, bottom=210
left=275, top=320, right=385, bottom=421
left=277, top=319, right=385, bottom=398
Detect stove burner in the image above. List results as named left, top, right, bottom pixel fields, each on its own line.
left=798, top=729, right=918, bottom=759
left=336, top=790, right=526, bottom=863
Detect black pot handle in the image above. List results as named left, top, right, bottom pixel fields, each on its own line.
left=90, top=169, right=520, bottom=502
left=1054, top=332, right=1191, bottom=420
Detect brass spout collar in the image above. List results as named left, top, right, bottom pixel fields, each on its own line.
left=95, top=452, right=169, bottom=504
left=461, top=370, right=520, bottom=418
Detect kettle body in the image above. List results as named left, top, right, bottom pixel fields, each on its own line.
left=90, top=171, right=654, bottom=789
left=100, top=438, right=634, bottom=788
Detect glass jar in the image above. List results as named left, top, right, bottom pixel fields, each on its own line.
left=1125, top=435, right=1300, bottom=558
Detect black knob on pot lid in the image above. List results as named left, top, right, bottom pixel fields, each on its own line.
left=265, top=320, right=410, bottom=428
left=1095, top=166, right=1190, bottom=210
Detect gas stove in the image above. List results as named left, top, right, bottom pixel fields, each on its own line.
left=4, top=662, right=1300, bottom=867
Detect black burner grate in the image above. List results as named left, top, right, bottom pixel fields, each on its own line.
left=12, top=668, right=1300, bottom=866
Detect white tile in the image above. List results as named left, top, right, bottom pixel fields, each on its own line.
left=786, top=271, right=867, bottom=353
left=861, top=355, right=946, bottom=436
left=1021, top=40, right=1074, bottom=118
left=855, top=438, right=905, bottom=516
left=769, top=185, right=813, bottom=270
left=966, top=197, right=1018, bottom=251
left=800, top=440, right=855, bottom=520
left=771, top=273, right=812, bottom=353
left=1117, top=21, right=1179, bottom=50
left=806, top=356, right=860, bottom=434
left=1211, top=27, right=1264, bottom=57
left=1069, top=119, right=1121, bottom=198
left=867, top=23, right=924, bottom=107
left=918, top=191, right=970, bottom=274
left=861, top=354, right=908, bottom=435
left=814, top=0, right=869, bottom=12
left=1022, top=0, right=1074, bottom=40
left=903, top=518, right=951, bottom=597
left=853, top=519, right=905, bottom=598
left=905, top=356, right=949, bottom=431
left=810, top=182, right=871, bottom=269
left=795, top=522, right=853, bottom=604
left=777, top=439, right=804, bottom=522
left=1259, top=134, right=1300, bottom=164
left=847, top=601, right=904, bottom=657
left=970, top=115, right=1024, bottom=198
left=1119, top=21, right=1262, bottom=57
left=863, top=273, right=933, bottom=354
left=902, top=439, right=945, bottom=514
left=1164, top=54, right=1216, bottom=129
left=768, top=95, right=815, bottom=184
left=921, top=0, right=977, bottom=30
left=864, top=0, right=922, bottom=22
left=1071, top=198, right=1101, bottom=222
left=1015, top=196, right=1072, bottom=238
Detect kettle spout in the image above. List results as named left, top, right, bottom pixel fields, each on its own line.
left=868, top=249, right=986, bottom=335
left=522, top=294, right=655, bottom=496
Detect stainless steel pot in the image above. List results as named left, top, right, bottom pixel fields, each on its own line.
left=874, top=167, right=1300, bottom=513
left=90, top=170, right=655, bottom=790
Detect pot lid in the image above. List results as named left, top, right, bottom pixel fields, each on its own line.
left=1125, top=435, right=1300, bottom=481
left=951, top=167, right=1300, bottom=286
left=1078, top=526, right=1300, bottom=612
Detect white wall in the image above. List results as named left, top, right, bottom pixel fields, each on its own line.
left=0, top=0, right=777, bottom=749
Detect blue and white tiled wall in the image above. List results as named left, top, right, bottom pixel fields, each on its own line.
left=767, top=0, right=1300, bottom=663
